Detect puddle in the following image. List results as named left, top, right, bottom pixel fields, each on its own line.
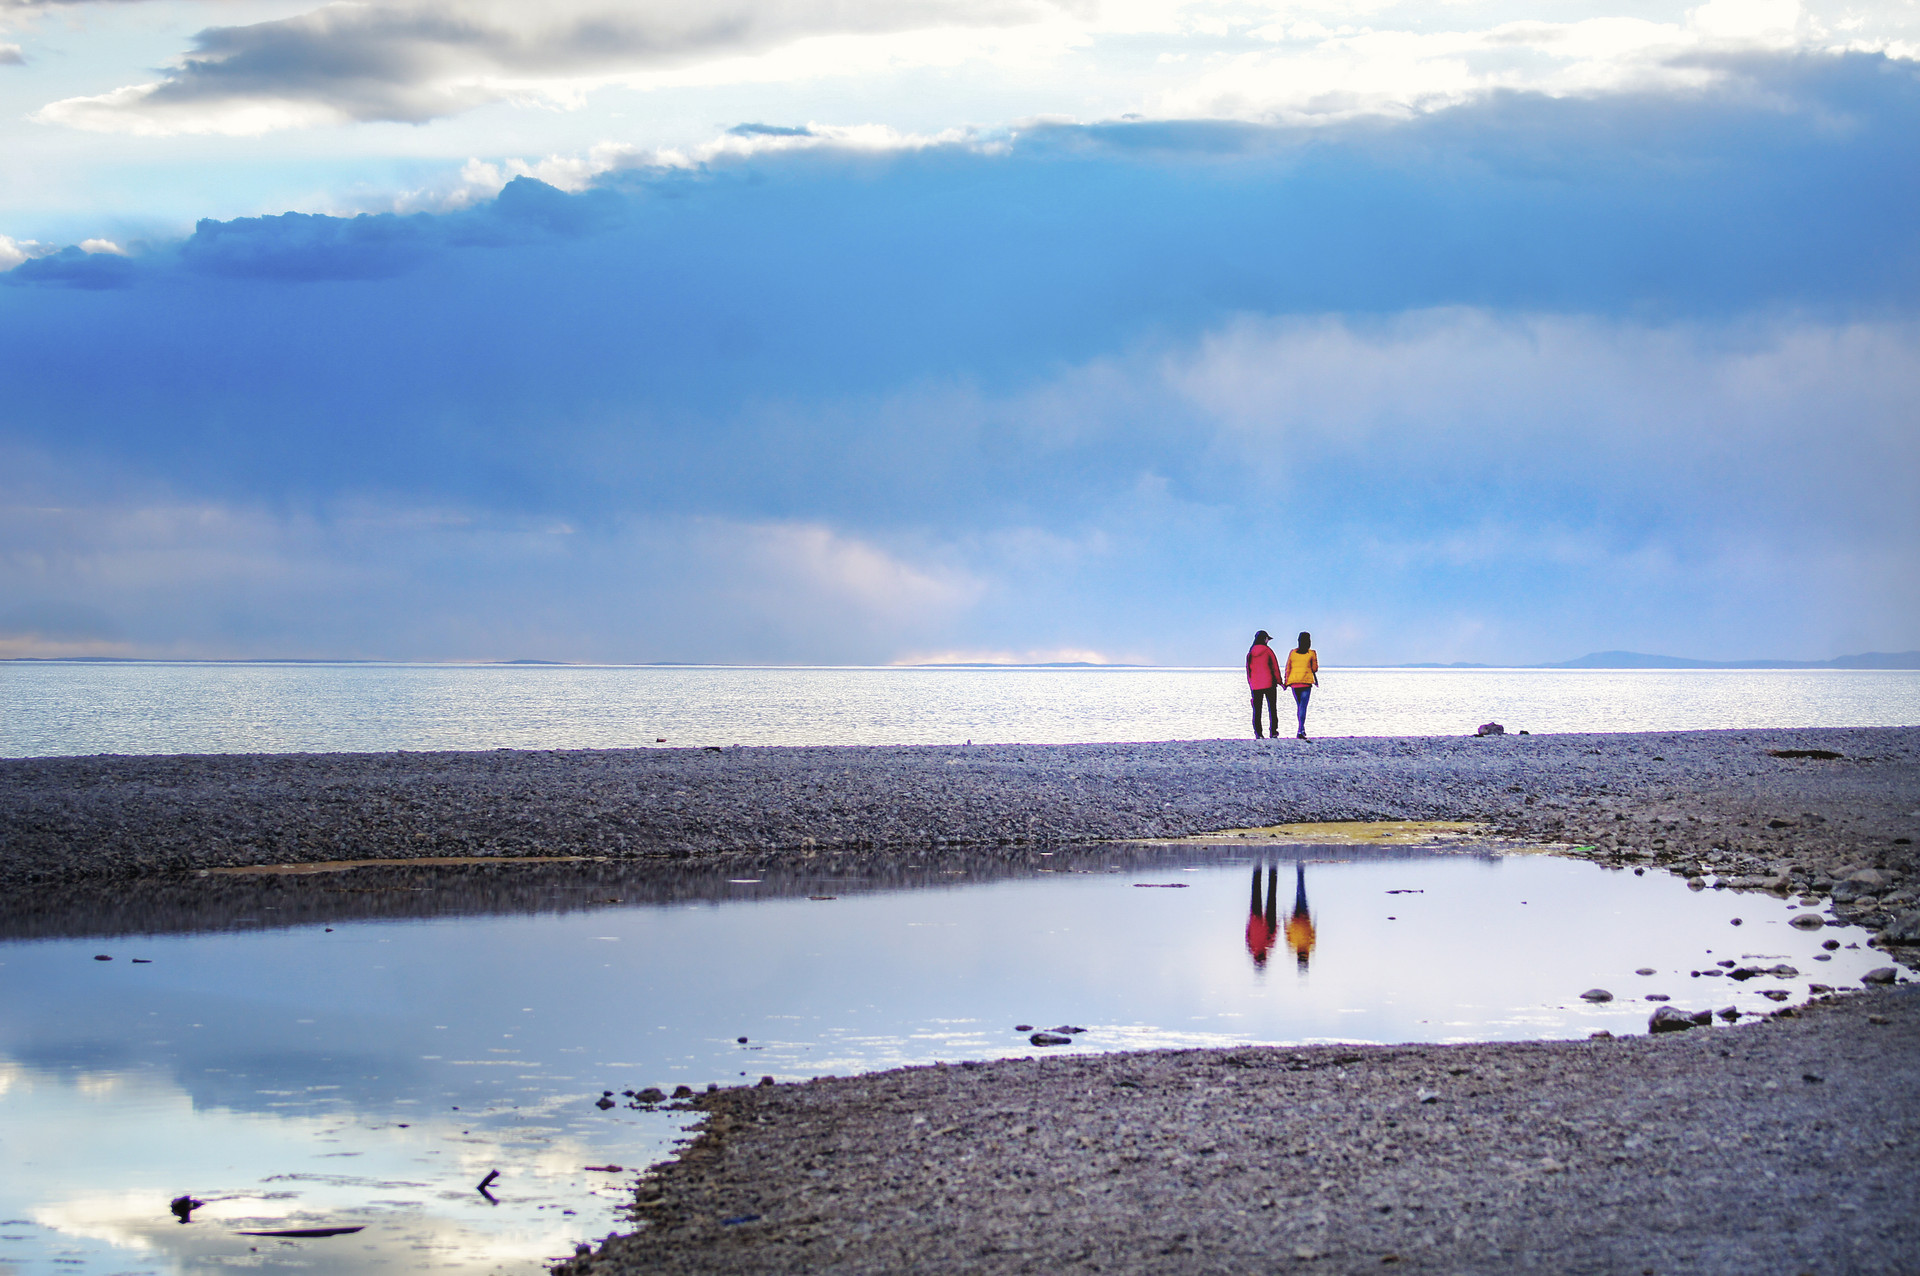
left=0, top=840, right=1889, bottom=1275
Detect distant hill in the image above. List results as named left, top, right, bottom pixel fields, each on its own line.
left=1543, top=651, right=1920, bottom=670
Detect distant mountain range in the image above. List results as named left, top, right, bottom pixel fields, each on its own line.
left=1401, top=651, right=1920, bottom=670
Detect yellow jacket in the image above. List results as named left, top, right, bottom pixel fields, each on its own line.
left=1283, top=649, right=1318, bottom=688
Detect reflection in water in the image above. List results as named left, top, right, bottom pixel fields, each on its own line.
left=1245, top=862, right=1317, bottom=972
left=0, top=844, right=1885, bottom=1276
left=1286, top=862, right=1316, bottom=971
left=1245, top=865, right=1279, bottom=968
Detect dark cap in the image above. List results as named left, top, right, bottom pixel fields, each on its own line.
left=1253, top=630, right=1272, bottom=644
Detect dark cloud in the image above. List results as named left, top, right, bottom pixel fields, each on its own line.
left=5, top=245, right=137, bottom=289
left=40, top=0, right=1064, bottom=128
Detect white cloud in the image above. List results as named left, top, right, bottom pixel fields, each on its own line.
left=0, top=234, right=55, bottom=270
left=76, top=237, right=126, bottom=254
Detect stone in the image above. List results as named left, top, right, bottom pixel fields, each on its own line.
left=1861, top=967, right=1899, bottom=985
left=1636, top=968, right=1656, bottom=976
left=758, top=1075, right=776, bottom=1087
left=1768, top=964, right=1800, bottom=977
left=1580, top=989, right=1614, bottom=1002
left=1014, top=1024, right=1034, bottom=1032
left=672, top=1085, right=695, bottom=1099
left=595, top=1096, right=615, bottom=1110
left=1790, top=913, right=1825, bottom=930
left=1849, top=868, right=1890, bottom=890
left=1649, top=1006, right=1698, bottom=1033
left=1476, top=722, right=1505, bottom=736
left=1700, top=968, right=1722, bottom=976
left=1688, top=1009, right=1713, bottom=1026
left=1030, top=1032, right=1073, bottom=1046
left=1718, top=1007, right=1741, bottom=1021
left=1048, top=1025, right=1088, bottom=1035
left=1730, top=918, right=1743, bottom=926
left=1823, top=939, right=1841, bottom=951
left=1808, top=983, right=1833, bottom=995
left=1881, top=910, right=1920, bottom=946
left=93, top=954, right=111, bottom=961
left=635, top=1087, right=666, bottom=1104
left=1759, top=989, right=1790, bottom=1001
left=1645, top=994, right=1671, bottom=1002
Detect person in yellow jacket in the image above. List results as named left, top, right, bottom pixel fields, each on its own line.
left=1283, top=631, right=1319, bottom=740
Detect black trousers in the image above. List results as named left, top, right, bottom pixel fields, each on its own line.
left=1251, top=687, right=1278, bottom=737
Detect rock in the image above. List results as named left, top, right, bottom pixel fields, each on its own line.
left=1014, top=1024, right=1033, bottom=1032
left=1759, top=989, right=1790, bottom=1001
left=1700, top=968, right=1722, bottom=976
left=170, top=1195, right=203, bottom=1222
left=1790, top=913, right=1825, bottom=930
left=1476, top=722, right=1505, bottom=736
left=1688, top=1009, right=1713, bottom=1026
left=1862, top=967, right=1899, bottom=985
left=595, top=1096, right=615, bottom=1110
left=1868, top=1014, right=1891, bottom=1025
left=1730, top=918, right=1743, bottom=926
left=1580, top=989, right=1614, bottom=1002
left=1768, top=964, right=1800, bottom=977
left=93, top=954, right=111, bottom=961
left=1823, top=939, right=1841, bottom=950
left=1645, top=994, right=1670, bottom=1001
left=1808, top=983, right=1833, bottom=995
left=1718, top=1007, right=1741, bottom=1021
left=1882, top=910, right=1920, bottom=945
left=1649, top=1006, right=1699, bottom=1033
left=672, top=1085, right=695, bottom=1099
left=758, top=1075, right=776, bottom=1087
left=1030, top=1032, right=1073, bottom=1046
left=1048, top=1025, right=1087, bottom=1035
left=1849, top=868, right=1891, bottom=890
left=635, top=1087, right=666, bottom=1104
left=1802, top=1073, right=1824, bottom=1083
left=1636, top=968, right=1656, bottom=976
left=1729, top=967, right=1761, bottom=981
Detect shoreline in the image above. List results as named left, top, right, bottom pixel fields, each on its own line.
left=6, top=726, right=1919, bottom=1273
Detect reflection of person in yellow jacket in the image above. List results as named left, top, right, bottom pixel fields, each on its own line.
left=1284, top=861, right=1316, bottom=971
left=1284, top=632, right=1319, bottom=740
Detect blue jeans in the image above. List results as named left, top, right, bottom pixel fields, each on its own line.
left=1291, top=685, right=1311, bottom=735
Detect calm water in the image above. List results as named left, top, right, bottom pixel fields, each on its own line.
left=4, top=664, right=1918, bottom=756
left=0, top=842, right=1888, bottom=1276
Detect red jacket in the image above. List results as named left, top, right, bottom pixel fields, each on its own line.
left=1247, top=643, right=1281, bottom=691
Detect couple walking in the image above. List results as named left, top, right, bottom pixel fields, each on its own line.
left=1247, top=630, right=1318, bottom=739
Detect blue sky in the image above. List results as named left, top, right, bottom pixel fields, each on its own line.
left=2, top=0, right=1917, bottom=664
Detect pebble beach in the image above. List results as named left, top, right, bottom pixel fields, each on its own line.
left=6, top=724, right=1919, bottom=1273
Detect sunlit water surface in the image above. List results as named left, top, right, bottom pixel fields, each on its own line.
left=4, top=664, right=1918, bottom=756
left=0, top=845, right=1889, bottom=1275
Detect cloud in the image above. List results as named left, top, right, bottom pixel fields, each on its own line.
left=0, top=497, right=984, bottom=661
left=2, top=54, right=1917, bottom=662
left=0, top=43, right=23, bottom=65
left=33, top=0, right=1069, bottom=134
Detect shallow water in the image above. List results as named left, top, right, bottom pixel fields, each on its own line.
left=5, top=663, right=1918, bottom=756
left=0, top=844, right=1886, bottom=1275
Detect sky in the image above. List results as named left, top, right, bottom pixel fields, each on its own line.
left=1, top=0, right=1916, bottom=665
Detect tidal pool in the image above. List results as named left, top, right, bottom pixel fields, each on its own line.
left=0, top=841, right=1886, bottom=1275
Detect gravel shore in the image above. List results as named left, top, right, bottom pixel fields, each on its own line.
left=565, top=985, right=1920, bottom=1276
left=6, top=726, right=1918, bottom=1273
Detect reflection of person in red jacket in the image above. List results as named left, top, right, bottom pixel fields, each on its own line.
left=1246, top=631, right=1282, bottom=739
left=1245, top=864, right=1279, bottom=967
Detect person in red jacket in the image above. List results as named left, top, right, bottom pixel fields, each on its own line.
left=1246, top=630, right=1282, bottom=738
left=1284, top=631, right=1319, bottom=740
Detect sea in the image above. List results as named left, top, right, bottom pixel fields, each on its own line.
left=3, top=662, right=1917, bottom=757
